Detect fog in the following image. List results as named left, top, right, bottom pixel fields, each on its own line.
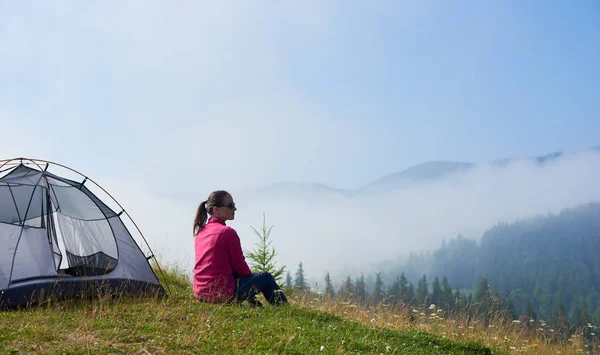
left=89, top=149, right=600, bottom=287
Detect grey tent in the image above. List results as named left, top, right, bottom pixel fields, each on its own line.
left=0, top=159, right=165, bottom=308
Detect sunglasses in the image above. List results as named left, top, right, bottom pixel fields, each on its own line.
left=217, top=202, right=236, bottom=209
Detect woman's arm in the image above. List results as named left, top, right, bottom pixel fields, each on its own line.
left=224, top=228, right=252, bottom=277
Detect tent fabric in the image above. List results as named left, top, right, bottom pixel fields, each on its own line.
left=0, top=163, right=164, bottom=308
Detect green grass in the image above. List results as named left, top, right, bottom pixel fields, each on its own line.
left=0, top=269, right=491, bottom=354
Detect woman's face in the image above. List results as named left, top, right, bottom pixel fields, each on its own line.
left=213, top=194, right=237, bottom=221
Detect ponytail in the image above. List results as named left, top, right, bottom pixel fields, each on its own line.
left=193, top=201, right=208, bottom=236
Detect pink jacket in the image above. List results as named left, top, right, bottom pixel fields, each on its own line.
left=193, top=217, right=252, bottom=302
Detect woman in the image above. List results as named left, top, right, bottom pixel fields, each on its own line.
left=192, top=190, right=287, bottom=307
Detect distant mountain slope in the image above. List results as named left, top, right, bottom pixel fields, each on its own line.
left=241, top=145, right=599, bottom=199
left=359, top=161, right=473, bottom=192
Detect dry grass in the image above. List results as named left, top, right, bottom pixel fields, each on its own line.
left=291, top=290, right=599, bottom=355
left=2, top=264, right=594, bottom=354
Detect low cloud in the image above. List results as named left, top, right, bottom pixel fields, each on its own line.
left=226, top=150, right=600, bottom=285
left=73, top=149, right=600, bottom=287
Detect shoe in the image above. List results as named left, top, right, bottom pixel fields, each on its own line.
left=271, top=290, right=288, bottom=305
left=248, top=299, right=263, bottom=308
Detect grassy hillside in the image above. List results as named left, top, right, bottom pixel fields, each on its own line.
left=0, top=268, right=491, bottom=354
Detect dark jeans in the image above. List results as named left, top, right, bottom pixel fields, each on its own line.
left=234, top=271, right=287, bottom=305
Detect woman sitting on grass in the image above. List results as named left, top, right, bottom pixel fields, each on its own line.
left=192, top=190, right=287, bottom=307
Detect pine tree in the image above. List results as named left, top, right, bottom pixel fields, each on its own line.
left=416, top=275, right=428, bottom=306
left=474, top=277, right=489, bottom=303
left=474, top=277, right=490, bottom=314
left=325, top=271, right=335, bottom=297
left=285, top=271, right=293, bottom=289
left=373, top=272, right=384, bottom=303
left=431, top=276, right=442, bottom=306
left=399, top=273, right=408, bottom=302
left=339, top=276, right=353, bottom=300
left=294, top=262, right=307, bottom=288
left=244, top=213, right=285, bottom=284
left=406, top=282, right=415, bottom=306
left=387, top=277, right=401, bottom=305
left=441, top=277, right=453, bottom=309
left=355, top=275, right=366, bottom=302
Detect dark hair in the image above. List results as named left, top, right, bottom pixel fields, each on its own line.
left=193, top=190, right=230, bottom=236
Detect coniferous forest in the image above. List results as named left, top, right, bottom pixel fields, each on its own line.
left=430, top=202, right=600, bottom=325
left=292, top=202, right=600, bottom=329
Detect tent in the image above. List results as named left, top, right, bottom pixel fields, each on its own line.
left=0, top=158, right=165, bottom=308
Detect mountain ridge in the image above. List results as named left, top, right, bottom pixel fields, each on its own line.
left=243, top=145, right=600, bottom=198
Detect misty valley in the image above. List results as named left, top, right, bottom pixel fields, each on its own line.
left=281, top=201, right=600, bottom=343
left=253, top=148, right=600, bottom=342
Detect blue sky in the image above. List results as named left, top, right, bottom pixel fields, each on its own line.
left=1, top=1, right=600, bottom=278
left=277, top=1, right=600, bottom=165
left=1, top=1, right=598, bottom=192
